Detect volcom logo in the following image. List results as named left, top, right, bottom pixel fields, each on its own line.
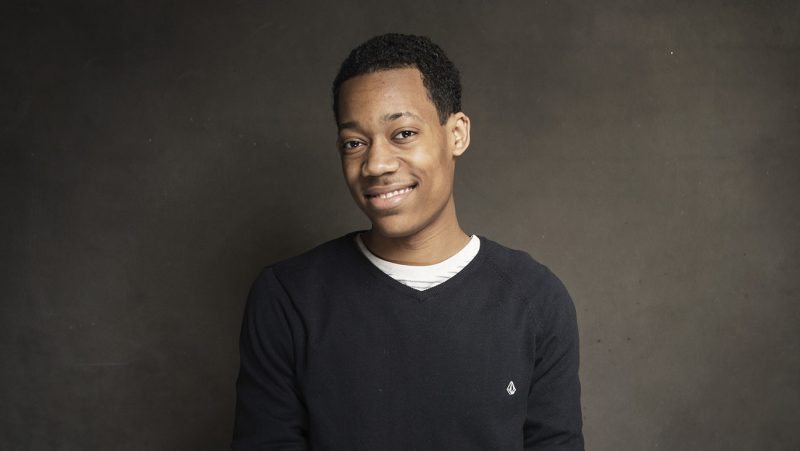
left=506, top=381, right=516, bottom=395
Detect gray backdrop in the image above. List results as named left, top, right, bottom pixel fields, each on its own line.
left=3, top=1, right=799, bottom=450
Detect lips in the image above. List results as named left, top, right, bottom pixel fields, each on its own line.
left=363, top=183, right=417, bottom=210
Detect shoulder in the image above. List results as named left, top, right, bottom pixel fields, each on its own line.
left=478, top=236, right=554, bottom=287
left=251, top=231, right=360, bottom=296
left=272, top=232, right=356, bottom=271
left=478, top=236, right=574, bottom=315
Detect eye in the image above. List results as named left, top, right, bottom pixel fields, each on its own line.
left=393, top=130, right=417, bottom=140
left=341, top=140, right=364, bottom=152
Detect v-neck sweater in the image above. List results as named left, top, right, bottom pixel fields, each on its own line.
left=354, top=233, right=481, bottom=291
left=233, top=230, right=584, bottom=451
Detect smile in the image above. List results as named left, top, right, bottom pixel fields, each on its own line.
left=364, top=184, right=417, bottom=211
left=367, top=185, right=416, bottom=199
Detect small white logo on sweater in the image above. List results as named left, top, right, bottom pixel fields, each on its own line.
left=506, top=381, right=516, bottom=395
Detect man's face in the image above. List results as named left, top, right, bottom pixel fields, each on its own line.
left=337, top=67, right=469, bottom=239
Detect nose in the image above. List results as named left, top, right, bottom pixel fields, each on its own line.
left=362, top=137, right=399, bottom=177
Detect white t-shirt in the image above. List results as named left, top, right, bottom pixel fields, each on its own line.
left=354, top=233, right=481, bottom=291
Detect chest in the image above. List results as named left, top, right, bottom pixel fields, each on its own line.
left=295, top=285, right=536, bottom=449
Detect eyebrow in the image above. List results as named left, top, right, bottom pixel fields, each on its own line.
left=383, top=111, right=423, bottom=122
left=337, top=111, right=423, bottom=131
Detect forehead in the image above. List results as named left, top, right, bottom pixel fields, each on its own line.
left=337, top=67, right=437, bottom=123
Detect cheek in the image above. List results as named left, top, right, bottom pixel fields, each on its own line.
left=341, top=160, right=360, bottom=183
left=418, top=161, right=453, bottom=199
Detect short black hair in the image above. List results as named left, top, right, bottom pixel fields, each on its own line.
left=332, top=33, right=462, bottom=125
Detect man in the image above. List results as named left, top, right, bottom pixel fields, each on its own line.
left=233, top=33, right=584, bottom=450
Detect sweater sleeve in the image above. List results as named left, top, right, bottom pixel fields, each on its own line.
left=524, top=268, right=584, bottom=450
left=232, top=267, right=309, bottom=451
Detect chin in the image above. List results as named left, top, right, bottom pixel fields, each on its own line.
left=368, top=216, right=422, bottom=239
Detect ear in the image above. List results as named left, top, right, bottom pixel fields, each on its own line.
left=449, top=112, right=471, bottom=157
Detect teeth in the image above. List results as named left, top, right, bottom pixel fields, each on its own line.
left=376, top=186, right=414, bottom=199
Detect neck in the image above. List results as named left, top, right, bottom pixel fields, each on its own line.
left=363, top=200, right=470, bottom=265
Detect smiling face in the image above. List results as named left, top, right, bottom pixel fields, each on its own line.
left=337, top=67, right=470, bottom=240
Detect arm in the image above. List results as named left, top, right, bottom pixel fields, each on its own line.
left=232, top=267, right=309, bottom=451
left=524, top=268, right=584, bottom=450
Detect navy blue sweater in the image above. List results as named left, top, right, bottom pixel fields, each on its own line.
left=233, top=231, right=584, bottom=450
